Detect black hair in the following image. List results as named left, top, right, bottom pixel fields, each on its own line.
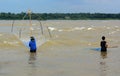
left=30, top=36, right=34, bottom=41
left=102, top=36, right=105, bottom=40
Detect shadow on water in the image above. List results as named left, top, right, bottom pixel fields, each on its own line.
left=100, top=52, right=108, bottom=76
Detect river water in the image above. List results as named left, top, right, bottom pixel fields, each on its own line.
left=0, top=20, right=120, bottom=76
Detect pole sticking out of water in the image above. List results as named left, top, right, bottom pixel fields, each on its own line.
left=36, top=13, right=44, bottom=35
left=47, top=26, right=52, bottom=38
left=38, top=20, right=44, bottom=35
left=19, top=28, right=22, bottom=38
left=28, top=10, right=33, bottom=36
left=11, top=20, right=15, bottom=32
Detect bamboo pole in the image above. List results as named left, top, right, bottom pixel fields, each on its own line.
left=47, top=26, right=52, bottom=38
left=38, top=20, right=44, bottom=35
left=19, top=28, right=22, bottom=38
left=11, top=20, right=15, bottom=32
left=22, top=13, right=27, bottom=20
left=28, top=10, right=33, bottom=36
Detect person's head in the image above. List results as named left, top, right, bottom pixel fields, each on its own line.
left=102, top=36, right=105, bottom=40
left=30, top=36, right=35, bottom=41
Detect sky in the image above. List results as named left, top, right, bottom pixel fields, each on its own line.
left=0, top=0, right=120, bottom=13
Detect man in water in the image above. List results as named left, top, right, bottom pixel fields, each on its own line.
left=29, top=36, right=37, bottom=53
left=100, top=36, right=108, bottom=52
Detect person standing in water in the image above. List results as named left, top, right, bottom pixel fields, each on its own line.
left=29, top=36, right=37, bottom=53
left=100, top=36, right=108, bottom=52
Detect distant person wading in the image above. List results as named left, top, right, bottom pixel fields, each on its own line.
left=100, top=36, right=108, bottom=52
left=29, top=36, right=37, bottom=53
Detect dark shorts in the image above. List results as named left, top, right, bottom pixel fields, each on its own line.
left=101, top=48, right=107, bottom=52
left=30, top=50, right=36, bottom=53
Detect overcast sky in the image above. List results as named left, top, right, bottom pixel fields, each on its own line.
left=0, top=0, right=120, bottom=13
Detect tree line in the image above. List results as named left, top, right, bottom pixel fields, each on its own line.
left=0, top=12, right=120, bottom=20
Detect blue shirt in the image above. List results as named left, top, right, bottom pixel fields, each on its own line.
left=29, top=40, right=37, bottom=50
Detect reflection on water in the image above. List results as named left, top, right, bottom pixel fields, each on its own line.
left=100, top=52, right=107, bottom=59
left=28, top=53, right=36, bottom=65
left=100, top=52, right=108, bottom=76
left=28, top=53, right=38, bottom=76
